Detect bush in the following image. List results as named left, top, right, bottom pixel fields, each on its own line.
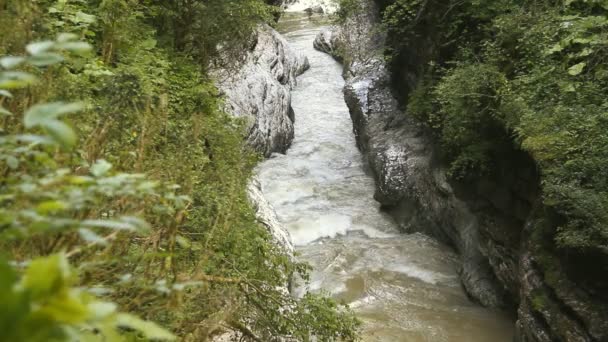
left=382, top=0, right=608, bottom=254
left=1, top=1, right=360, bottom=340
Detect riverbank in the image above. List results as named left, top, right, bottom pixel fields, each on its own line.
left=257, top=12, right=514, bottom=341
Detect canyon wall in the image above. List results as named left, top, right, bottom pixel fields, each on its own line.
left=315, top=1, right=608, bottom=340
left=216, top=24, right=309, bottom=158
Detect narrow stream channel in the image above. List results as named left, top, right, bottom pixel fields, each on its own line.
left=257, top=14, right=515, bottom=341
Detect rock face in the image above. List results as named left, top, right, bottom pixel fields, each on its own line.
left=247, top=177, right=295, bottom=255
left=217, top=24, right=309, bottom=157
left=323, top=1, right=504, bottom=307
left=313, top=28, right=341, bottom=57
left=320, top=0, right=608, bottom=340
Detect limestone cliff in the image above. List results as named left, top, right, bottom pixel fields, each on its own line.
left=316, top=0, right=608, bottom=340
left=216, top=24, right=309, bottom=157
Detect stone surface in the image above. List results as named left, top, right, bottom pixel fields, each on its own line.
left=216, top=24, right=309, bottom=157
left=247, top=177, right=295, bottom=255
left=327, top=0, right=505, bottom=308
left=313, top=28, right=341, bottom=57
left=322, top=0, right=608, bottom=340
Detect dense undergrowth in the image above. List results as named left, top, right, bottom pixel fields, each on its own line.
left=357, top=0, right=608, bottom=275
left=0, top=0, right=359, bottom=341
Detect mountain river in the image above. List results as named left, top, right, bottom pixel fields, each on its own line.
left=256, top=13, right=515, bottom=341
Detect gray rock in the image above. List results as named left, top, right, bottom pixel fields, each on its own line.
left=217, top=24, right=310, bottom=157
left=212, top=24, right=303, bottom=341
left=305, top=5, right=324, bottom=14
left=325, top=0, right=608, bottom=340
left=247, top=177, right=294, bottom=255
left=313, top=28, right=340, bottom=57
left=328, top=0, right=505, bottom=308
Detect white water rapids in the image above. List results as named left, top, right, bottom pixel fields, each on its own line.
left=256, top=13, right=515, bottom=341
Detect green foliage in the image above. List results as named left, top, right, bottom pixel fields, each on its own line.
left=0, top=253, right=176, bottom=342
left=0, top=35, right=177, bottom=342
left=1, top=1, right=360, bottom=341
left=336, top=0, right=364, bottom=24
left=431, top=63, right=510, bottom=179
left=148, top=0, right=276, bottom=69
left=381, top=0, right=608, bottom=255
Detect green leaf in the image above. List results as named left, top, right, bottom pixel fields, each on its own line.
left=6, top=156, right=19, bottom=170
left=0, top=56, right=26, bottom=69
left=0, top=71, right=37, bottom=89
left=78, top=228, right=107, bottom=245
left=545, top=43, right=563, bottom=55
left=24, top=102, right=84, bottom=128
left=21, top=254, right=71, bottom=300
left=0, top=90, right=13, bottom=98
left=175, top=235, right=192, bottom=249
left=26, top=41, right=55, bottom=55
left=28, top=53, right=65, bottom=67
left=36, top=200, right=68, bottom=214
left=118, top=216, right=149, bottom=232
left=71, top=12, right=97, bottom=24
left=69, top=175, right=94, bottom=185
left=87, top=301, right=117, bottom=320
left=568, top=62, right=586, bottom=76
left=116, top=313, right=176, bottom=341
left=141, top=38, right=157, bottom=50
left=44, top=119, right=77, bottom=149
left=37, top=292, right=90, bottom=324
left=572, top=37, right=591, bottom=44
left=57, top=42, right=93, bottom=55
left=0, top=258, right=17, bottom=292
left=81, top=219, right=136, bottom=231
left=15, top=134, right=56, bottom=145
left=57, top=33, right=78, bottom=43
left=0, top=106, right=12, bottom=116
left=90, top=159, right=112, bottom=177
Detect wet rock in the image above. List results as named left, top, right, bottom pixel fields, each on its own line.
left=247, top=177, right=294, bottom=255
left=325, top=0, right=608, bottom=340
left=313, top=28, right=341, bottom=58
left=514, top=217, right=608, bottom=342
left=305, top=5, right=324, bottom=14
left=330, top=0, right=504, bottom=308
left=216, top=24, right=310, bottom=157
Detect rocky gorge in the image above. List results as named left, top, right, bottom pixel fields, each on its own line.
left=2, top=0, right=605, bottom=339
left=214, top=0, right=608, bottom=340
left=313, top=0, right=608, bottom=341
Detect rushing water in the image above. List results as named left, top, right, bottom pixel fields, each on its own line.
left=257, top=14, right=515, bottom=341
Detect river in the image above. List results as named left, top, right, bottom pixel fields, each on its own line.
left=256, top=13, right=515, bottom=341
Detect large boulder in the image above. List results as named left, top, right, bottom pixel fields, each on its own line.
left=313, top=28, right=341, bottom=58
left=216, top=24, right=309, bottom=157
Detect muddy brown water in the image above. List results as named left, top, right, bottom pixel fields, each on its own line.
left=257, top=13, right=515, bottom=341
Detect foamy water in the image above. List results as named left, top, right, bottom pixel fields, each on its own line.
left=256, top=13, right=515, bottom=341
left=284, top=0, right=338, bottom=14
